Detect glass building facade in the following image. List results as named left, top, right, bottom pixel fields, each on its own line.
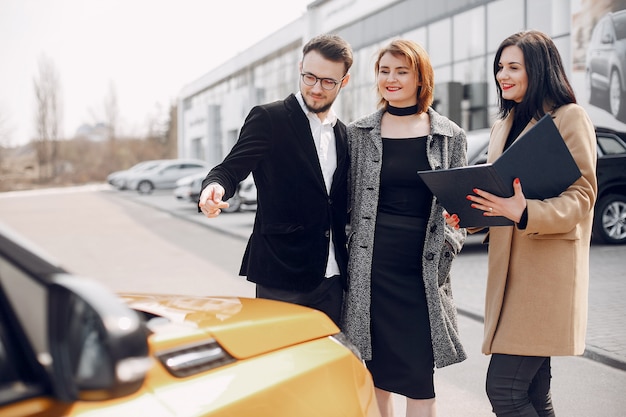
left=178, top=0, right=574, bottom=162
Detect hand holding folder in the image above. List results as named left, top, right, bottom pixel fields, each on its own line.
left=418, top=114, right=582, bottom=227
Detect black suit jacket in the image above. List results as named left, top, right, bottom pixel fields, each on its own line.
left=202, top=94, right=349, bottom=291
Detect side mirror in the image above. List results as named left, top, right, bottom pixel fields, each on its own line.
left=48, top=275, right=151, bottom=402
left=474, top=154, right=488, bottom=165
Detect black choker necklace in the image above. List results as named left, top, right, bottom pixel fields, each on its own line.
left=387, top=104, right=419, bottom=116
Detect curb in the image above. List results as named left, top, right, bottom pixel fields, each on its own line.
left=582, top=347, right=626, bottom=372
left=456, top=307, right=626, bottom=372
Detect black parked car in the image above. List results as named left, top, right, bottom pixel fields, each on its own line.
left=464, top=127, right=626, bottom=244
left=593, top=127, right=626, bottom=244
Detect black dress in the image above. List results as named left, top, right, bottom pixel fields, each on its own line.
left=366, top=136, right=436, bottom=399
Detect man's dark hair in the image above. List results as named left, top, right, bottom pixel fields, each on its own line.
left=302, top=34, right=353, bottom=74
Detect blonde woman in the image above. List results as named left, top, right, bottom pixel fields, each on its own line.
left=344, top=39, right=467, bottom=417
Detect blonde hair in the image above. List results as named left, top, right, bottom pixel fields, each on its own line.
left=374, top=39, right=434, bottom=113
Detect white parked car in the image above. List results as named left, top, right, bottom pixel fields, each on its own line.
left=173, top=172, right=206, bottom=202
left=127, top=159, right=211, bottom=194
left=174, top=172, right=257, bottom=212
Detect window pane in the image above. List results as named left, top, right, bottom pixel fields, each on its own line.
left=403, top=27, right=427, bottom=47
left=429, top=18, right=452, bottom=67
left=434, top=65, right=452, bottom=84
left=527, top=0, right=570, bottom=36
left=487, top=0, right=524, bottom=52
left=453, top=7, right=485, bottom=60
left=553, top=36, right=572, bottom=80
left=453, top=57, right=487, bottom=85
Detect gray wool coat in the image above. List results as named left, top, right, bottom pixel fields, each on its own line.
left=342, top=107, right=468, bottom=368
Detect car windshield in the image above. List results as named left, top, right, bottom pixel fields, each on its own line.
left=613, top=13, right=626, bottom=40
left=465, top=130, right=490, bottom=162
left=142, top=163, right=163, bottom=172
left=130, top=162, right=154, bottom=171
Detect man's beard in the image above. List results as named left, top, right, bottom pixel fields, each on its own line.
left=303, top=96, right=335, bottom=114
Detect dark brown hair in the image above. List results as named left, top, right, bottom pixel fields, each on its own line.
left=493, top=30, right=576, bottom=121
left=302, top=34, right=354, bottom=75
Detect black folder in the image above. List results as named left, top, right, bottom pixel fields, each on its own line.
left=418, top=114, right=582, bottom=227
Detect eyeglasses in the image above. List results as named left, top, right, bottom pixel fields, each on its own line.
left=300, top=72, right=346, bottom=90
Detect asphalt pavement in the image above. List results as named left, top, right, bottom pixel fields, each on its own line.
left=1, top=185, right=624, bottom=416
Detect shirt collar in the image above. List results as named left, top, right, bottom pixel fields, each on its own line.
left=295, top=91, right=337, bottom=127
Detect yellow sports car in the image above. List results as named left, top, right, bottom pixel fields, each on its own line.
left=0, top=223, right=379, bottom=417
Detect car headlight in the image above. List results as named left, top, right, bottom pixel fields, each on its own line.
left=329, top=332, right=362, bottom=361
left=156, top=339, right=235, bottom=378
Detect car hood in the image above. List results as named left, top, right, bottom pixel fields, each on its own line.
left=107, top=170, right=127, bottom=180
left=118, top=294, right=339, bottom=359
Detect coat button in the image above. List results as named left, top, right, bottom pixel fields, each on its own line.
left=425, top=252, right=435, bottom=261
left=325, top=230, right=330, bottom=238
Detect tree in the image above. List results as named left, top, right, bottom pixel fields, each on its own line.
left=103, top=81, right=119, bottom=172
left=165, top=102, right=178, bottom=157
left=0, top=111, right=13, bottom=171
left=143, top=101, right=177, bottom=159
left=86, top=80, right=119, bottom=142
left=103, top=80, right=118, bottom=143
left=85, top=80, right=119, bottom=172
left=33, top=55, right=62, bottom=180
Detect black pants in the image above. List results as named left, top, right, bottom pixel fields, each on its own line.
left=255, top=275, right=343, bottom=327
left=486, top=354, right=555, bottom=417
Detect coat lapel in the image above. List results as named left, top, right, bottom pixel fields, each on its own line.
left=284, top=94, right=330, bottom=194
left=330, top=122, right=348, bottom=196
left=352, top=109, right=384, bottom=156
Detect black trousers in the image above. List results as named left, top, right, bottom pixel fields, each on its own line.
left=486, top=354, right=555, bottom=417
left=255, top=275, right=343, bottom=327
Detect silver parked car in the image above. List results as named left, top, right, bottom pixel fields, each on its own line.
left=127, top=159, right=211, bottom=194
left=585, top=10, right=626, bottom=120
left=107, top=159, right=170, bottom=190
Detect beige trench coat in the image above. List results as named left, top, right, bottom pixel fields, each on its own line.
left=482, top=103, right=597, bottom=357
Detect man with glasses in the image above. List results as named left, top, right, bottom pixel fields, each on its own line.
left=198, top=34, right=353, bottom=327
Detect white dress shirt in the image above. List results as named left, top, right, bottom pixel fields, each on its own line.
left=296, top=92, right=340, bottom=278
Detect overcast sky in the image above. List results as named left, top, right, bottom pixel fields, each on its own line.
left=0, top=0, right=310, bottom=145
